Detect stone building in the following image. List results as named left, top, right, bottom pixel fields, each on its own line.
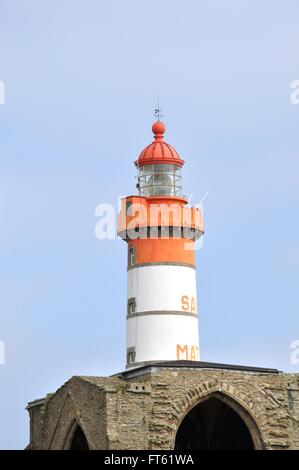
left=26, top=120, right=299, bottom=449
left=27, top=361, right=299, bottom=450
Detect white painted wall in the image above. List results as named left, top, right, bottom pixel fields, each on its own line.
left=126, top=265, right=200, bottom=365
left=127, top=314, right=200, bottom=363
left=127, top=265, right=198, bottom=313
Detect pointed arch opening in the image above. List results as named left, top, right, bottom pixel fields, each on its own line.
left=175, top=392, right=263, bottom=450
left=64, top=421, right=89, bottom=450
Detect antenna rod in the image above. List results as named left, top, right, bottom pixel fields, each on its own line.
left=154, top=98, right=163, bottom=122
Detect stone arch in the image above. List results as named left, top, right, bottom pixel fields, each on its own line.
left=170, top=380, right=265, bottom=450
left=44, top=380, right=107, bottom=450
left=63, top=419, right=90, bottom=450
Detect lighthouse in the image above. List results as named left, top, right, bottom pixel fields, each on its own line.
left=118, top=120, right=204, bottom=368
left=27, top=118, right=297, bottom=452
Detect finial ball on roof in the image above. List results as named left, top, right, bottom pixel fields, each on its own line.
left=152, top=121, right=166, bottom=136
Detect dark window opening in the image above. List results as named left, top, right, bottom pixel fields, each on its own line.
left=128, top=246, right=136, bottom=268
left=69, top=425, right=89, bottom=450
left=127, top=347, right=136, bottom=365
left=175, top=396, right=255, bottom=450
left=127, top=298, right=136, bottom=316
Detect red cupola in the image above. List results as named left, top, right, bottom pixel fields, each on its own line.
left=135, top=121, right=185, bottom=168
left=135, top=121, right=185, bottom=198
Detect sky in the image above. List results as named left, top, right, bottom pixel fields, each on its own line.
left=0, top=0, right=299, bottom=449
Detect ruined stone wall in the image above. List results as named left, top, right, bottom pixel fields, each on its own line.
left=136, top=369, right=299, bottom=450
left=27, top=368, right=299, bottom=450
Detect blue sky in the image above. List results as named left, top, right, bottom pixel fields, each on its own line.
left=0, top=0, right=298, bottom=449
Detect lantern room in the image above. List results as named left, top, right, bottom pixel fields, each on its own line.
left=135, top=121, right=185, bottom=197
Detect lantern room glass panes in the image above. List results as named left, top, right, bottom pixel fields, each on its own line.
left=138, top=164, right=182, bottom=197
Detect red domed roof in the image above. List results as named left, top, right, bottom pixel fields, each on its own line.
left=135, top=121, right=184, bottom=168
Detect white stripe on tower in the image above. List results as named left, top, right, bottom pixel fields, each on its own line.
left=126, top=265, right=200, bottom=365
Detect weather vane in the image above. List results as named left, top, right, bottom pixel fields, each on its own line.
left=154, top=98, right=163, bottom=121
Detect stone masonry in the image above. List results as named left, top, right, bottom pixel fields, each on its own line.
left=26, top=361, right=299, bottom=450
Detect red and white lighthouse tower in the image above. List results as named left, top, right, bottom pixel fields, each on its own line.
left=118, top=120, right=204, bottom=368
